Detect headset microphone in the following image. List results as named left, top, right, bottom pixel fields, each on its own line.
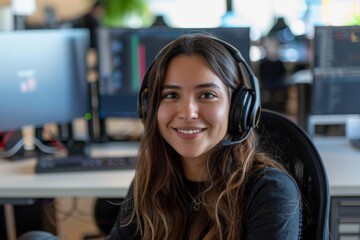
left=220, top=128, right=252, bottom=146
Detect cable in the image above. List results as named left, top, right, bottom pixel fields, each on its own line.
left=32, top=137, right=63, bottom=154
left=0, top=138, right=26, bottom=158
left=0, top=136, right=66, bottom=159
left=42, top=126, right=67, bottom=150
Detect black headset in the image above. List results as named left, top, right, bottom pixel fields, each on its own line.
left=138, top=35, right=261, bottom=146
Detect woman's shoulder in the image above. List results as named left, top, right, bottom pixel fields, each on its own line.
left=260, top=166, right=297, bottom=183
left=244, top=168, right=302, bottom=239
left=244, top=166, right=301, bottom=224
left=247, top=166, right=300, bottom=201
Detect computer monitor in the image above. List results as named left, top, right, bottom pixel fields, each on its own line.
left=97, top=27, right=251, bottom=120
left=311, top=25, right=360, bottom=115
left=310, top=25, right=360, bottom=144
left=0, top=29, right=90, bottom=132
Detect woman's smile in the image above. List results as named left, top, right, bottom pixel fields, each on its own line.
left=174, top=127, right=205, bottom=140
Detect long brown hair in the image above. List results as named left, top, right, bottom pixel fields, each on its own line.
left=127, top=33, right=286, bottom=239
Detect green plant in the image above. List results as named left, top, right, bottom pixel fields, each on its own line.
left=348, top=14, right=360, bottom=25
left=99, top=0, right=152, bottom=27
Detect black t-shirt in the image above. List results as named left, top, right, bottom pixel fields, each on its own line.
left=107, top=167, right=301, bottom=240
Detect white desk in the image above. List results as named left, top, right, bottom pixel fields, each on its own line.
left=0, top=159, right=135, bottom=198
left=0, top=138, right=359, bottom=199
left=0, top=142, right=138, bottom=240
left=314, top=137, right=360, bottom=197
left=0, top=141, right=138, bottom=198
left=1, top=137, right=358, bottom=240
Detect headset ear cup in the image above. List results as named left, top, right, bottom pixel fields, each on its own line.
left=138, top=60, right=155, bottom=120
left=138, top=87, right=149, bottom=120
left=228, top=87, right=254, bottom=134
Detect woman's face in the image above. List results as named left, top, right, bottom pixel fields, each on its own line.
left=157, top=54, right=230, bottom=165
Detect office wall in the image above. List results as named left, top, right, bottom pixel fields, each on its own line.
left=26, top=0, right=94, bottom=25
left=0, top=0, right=10, bottom=5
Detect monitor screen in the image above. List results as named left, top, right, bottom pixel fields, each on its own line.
left=311, top=25, right=360, bottom=115
left=0, top=29, right=90, bottom=131
left=97, top=27, right=251, bottom=119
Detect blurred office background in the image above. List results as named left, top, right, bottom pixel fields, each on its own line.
left=1, top=0, right=359, bottom=117
left=1, top=0, right=359, bottom=239
left=0, top=0, right=358, bottom=113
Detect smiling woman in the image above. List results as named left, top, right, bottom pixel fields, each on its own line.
left=106, top=33, right=302, bottom=240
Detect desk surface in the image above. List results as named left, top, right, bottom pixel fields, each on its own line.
left=0, top=158, right=134, bottom=198
left=314, top=137, right=360, bottom=196
left=0, top=142, right=137, bottom=198
left=0, top=138, right=359, bottom=198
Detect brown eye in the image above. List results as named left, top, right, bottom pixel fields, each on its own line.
left=162, top=92, right=178, bottom=99
left=200, top=92, right=216, bottom=99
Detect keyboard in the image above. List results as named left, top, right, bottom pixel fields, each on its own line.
left=35, top=155, right=137, bottom=174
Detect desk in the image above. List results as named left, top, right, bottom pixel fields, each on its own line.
left=0, top=137, right=359, bottom=199
left=1, top=138, right=360, bottom=239
left=0, top=141, right=137, bottom=240
left=0, top=160, right=134, bottom=240
left=1, top=137, right=356, bottom=197
left=0, top=141, right=138, bottom=198
left=314, top=137, right=360, bottom=196
left=313, top=137, right=360, bottom=239
left=0, top=159, right=135, bottom=198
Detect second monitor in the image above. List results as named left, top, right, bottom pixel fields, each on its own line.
left=97, top=27, right=251, bottom=120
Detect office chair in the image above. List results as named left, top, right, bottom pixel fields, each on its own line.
left=256, top=109, right=330, bottom=240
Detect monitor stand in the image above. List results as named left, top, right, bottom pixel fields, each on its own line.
left=58, top=122, right=90, bottom=156
left=64, top=139, right=89, bottom=155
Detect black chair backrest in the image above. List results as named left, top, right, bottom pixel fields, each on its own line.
left=256, top=109, right=330, bottom=240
